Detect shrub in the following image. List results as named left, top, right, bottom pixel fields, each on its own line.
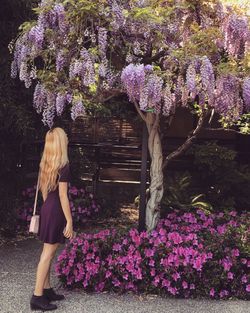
left=16, top=185, right=101, bottom=231
left=187, top=141, right=250, bottom=211
left=55, top=209, right=250, bottom=300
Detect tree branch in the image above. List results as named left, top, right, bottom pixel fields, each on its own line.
left=204, top=127, right=241, bottom=134
left=147, top=113, right=160, bottom=155
left=133, top=100, right=146, bottom=122
left=162, top=111, right=208, bottom=169
left=143, top=50, right=166, bottom=64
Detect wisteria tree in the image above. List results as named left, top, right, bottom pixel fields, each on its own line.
left=10, top=0, right=250, bottom=230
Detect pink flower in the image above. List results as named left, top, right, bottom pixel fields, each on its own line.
left=123, top=273, right=128, bottom=280
left=193, top=257, right=203, bottom=271
left=113, top=243, right=122, bottom=251
left=122, top=238, right=128, bottom=245
left=168, top=232, right=183, bottom=244
left=227, top=272, right=234, bottom=280
left=207, top=252, right=213, bottom=259
left=210, top=288, right=215, bottom=297
left=172, top=272, right=180, bottom=281
left=217, top=225, right=226, bottom=235
left=168, top=286, right=178, bottom=295
left=162, top=279, right=170, bottom=287
left=150, top=268, right=156, bottom=277
left=219, top=290, right=229, bottom=298
left=149, top=259, right=155, bottom=267
left=182, top=281, right=188, bottom=289
left=231, top=248, right=239, bottom=257
left=153, top=276, right=160, bottom=286
left=190, top=283, right=195, bottom=290
left=221, top=258, right=232, bottom=271
left=241, top=275, right=247, bottom=283
left=246, top=285, right=250, bottom=292
left=159, top=228, right=166, bottom=236
left=112, top=278, right=121, bottom=287
left=145, top=248, right=154, bottom=257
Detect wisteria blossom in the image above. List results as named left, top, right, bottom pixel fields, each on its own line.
left=10, top=0, right=250, bottom=128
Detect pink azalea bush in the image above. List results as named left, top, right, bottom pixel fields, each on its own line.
left=55, top=209, right=250, bottom=299
left=17, top=185, right=101, bottom=230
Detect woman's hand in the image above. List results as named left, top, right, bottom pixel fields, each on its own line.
left=63, top=220, right=74, bottom=239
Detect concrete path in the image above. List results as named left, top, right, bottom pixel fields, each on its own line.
left=0, top=238, right=249, bottom=313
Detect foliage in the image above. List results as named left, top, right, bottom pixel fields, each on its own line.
left=55, top=208, right=250, bottom=299
left=10, top=0, right=250, bottom=132
left=16, top=184, right=101, bottom=231
left=161, top=172, right=212, bottom=212
left=0, top=0, right=43, bottom=231
left=160, top=141, right=250, bottom=213
left=187, top=141, right=250, bottom=210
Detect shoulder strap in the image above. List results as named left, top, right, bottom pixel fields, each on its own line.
left=33, top=171, right=40, bottom=216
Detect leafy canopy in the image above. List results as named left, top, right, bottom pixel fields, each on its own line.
left=10, top=0, right=250, bottom=132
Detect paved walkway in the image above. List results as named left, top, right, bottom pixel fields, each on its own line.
left=0, top=238, right=249, bottom=313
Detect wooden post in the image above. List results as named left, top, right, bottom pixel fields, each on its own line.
left=138, top=122, right=148, bottom=232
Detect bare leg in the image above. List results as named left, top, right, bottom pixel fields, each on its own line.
left=43, top=247, right=57, bottom=289
left=34, top=243, right=59, bottom=296
left=43, top=263, right=51, bottom=289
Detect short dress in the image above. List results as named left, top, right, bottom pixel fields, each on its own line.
left=38, top=163, right=71, bottom=244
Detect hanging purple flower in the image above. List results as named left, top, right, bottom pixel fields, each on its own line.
left=71, top=100, right=86, bottom=121
left=200, top=56, right=215, bottom=105
left=174, top=75, right=184, bottom=104
left=110, top=0, right=126, bottom=30
left=56, top=50, right=66, bottom=72
left=80, top=48, right=95, bottom=86
left=214, top=75, right=242, bottom=122
left=66, top=93, right=73, bottom=104
left=242, top=77, right=250, bottom=112
left=99, top=59, right=108, bottom=78
left=98, top=27, right=107, bottom=55
left=146, top=73, right=163, bottom=108
left=20, top=45, right=29, bottom=63
left=42, top=104, right=56, bottom=129
left=19, top=62, right=31, bottom=88
left=121, top=64, right=145, bottom=102
left=28, top=23, right=44, bottom=49
left=186, top=63, right=196, bottom=95
left=139, top=73, right=163, bottom=112
left=50, top=3, right=68, bottom=34
left=41, top=91, right=56, bottom=128
left=33, top=82, right=47, bottom=113
left=139, top=83, right=149, bottom=111
left=162, top=84, right=173, bottom=116
left=69, top=60, right=82, bottom=79
left=10, top=60, right=17, bottom=79
left=56, top=93, right=67, bottom=116
left=223, top=14, right=250, bottom=58
left=144, top=64, right=153, bottom=72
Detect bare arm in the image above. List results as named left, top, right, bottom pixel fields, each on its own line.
left=59, top=181, right=73, bottom=238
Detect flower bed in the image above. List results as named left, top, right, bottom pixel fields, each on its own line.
left=17, top=185, right=101, bottom=231
left=55, top=209, right=250, bottom=299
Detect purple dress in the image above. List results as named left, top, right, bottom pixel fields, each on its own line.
left=38, top=163, right=71, bottom=244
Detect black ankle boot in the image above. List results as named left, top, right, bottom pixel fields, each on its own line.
left=30, top=294, right=57, bottom=311
left=44, top=288, right=65, bottom=301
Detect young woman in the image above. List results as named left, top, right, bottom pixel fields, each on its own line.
left=30, top=127, right=74, bottom=311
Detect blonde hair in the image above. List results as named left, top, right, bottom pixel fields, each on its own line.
left=39, top=127, right=69, bottom=200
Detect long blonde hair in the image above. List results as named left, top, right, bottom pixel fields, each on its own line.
left=39, top=127, right=69, bottom=200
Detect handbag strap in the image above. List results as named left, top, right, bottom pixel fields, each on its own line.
left=33, top=171, right=40, bottom=216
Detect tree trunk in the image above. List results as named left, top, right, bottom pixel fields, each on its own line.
left=145, top=112, right=164, bottom=231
